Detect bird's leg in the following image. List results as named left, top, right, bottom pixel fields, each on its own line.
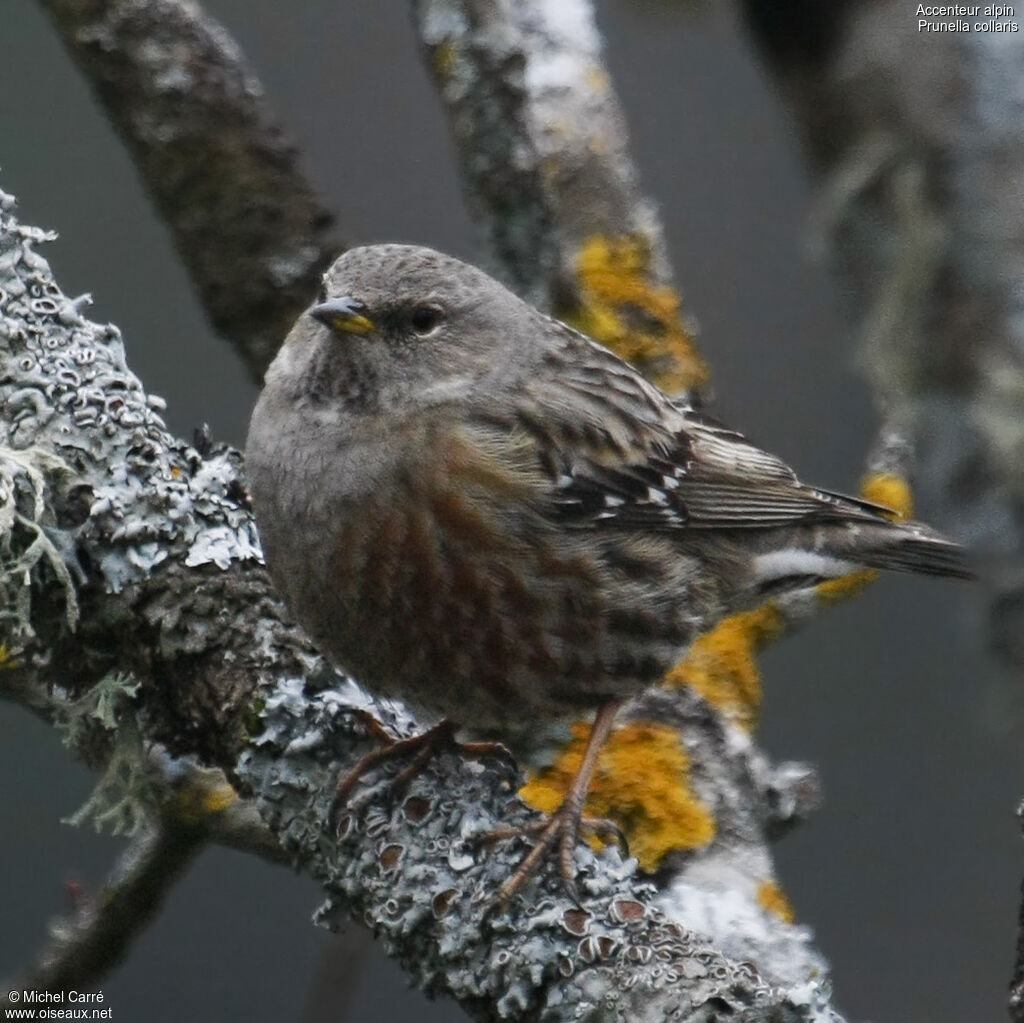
left=478, top=700, right=627, bottom=904
left=389, top=724, right=517, bottom=791
left=331, top=717, right=516, bottom=827
left=348, top=707, right=403, bottom=747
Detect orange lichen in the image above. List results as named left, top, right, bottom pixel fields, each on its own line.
left=815, top=568, right=879, bottom=603
left=520, top=720, right=715, bottom=872
left=0, top=642, right=20, bottom=670
left=666, top=605, right=783, bottom=731
left=200, top=781, right=238, bottom=814
left=757, top=879, right=795, bottom=924
left=169, top=777, right=237, bottom=826
left=584, top=67, right=610, bottom=93
left=432, top=39, right=457, bottom=81
left=861, top=470, right=913, bottom=520
left=566, top=235, right=709, bottom=395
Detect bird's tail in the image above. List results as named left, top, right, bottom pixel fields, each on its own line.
left=845, top=521, right=974, bottom=580
left=750, top=519, right=973, bottom=598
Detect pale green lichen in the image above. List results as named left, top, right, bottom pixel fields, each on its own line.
left=63, top=718, right=159, bottom=837
left=53, top=671, right=159, bottom=836
left=52, top=669, right=140, bottom=748
left=0, top=446, right=80, bottom=651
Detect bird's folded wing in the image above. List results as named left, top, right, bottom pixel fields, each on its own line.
left=527, top=398, right=896, bottom=533
left=465, top=319, right=896, bottom=534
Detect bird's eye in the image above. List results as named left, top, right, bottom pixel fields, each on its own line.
left=317, top=281, right=328, bottom=304
left=409, top=303, right=445, bottom=336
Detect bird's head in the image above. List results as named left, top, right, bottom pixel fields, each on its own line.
left=267, top=244, right=535, bottom=418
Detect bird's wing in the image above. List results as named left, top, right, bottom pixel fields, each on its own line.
left=543, top=419, right=893, bottom=532
left=507, top=324, right=894, bottom=533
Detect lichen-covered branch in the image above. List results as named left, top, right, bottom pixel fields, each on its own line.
left=0, top=187, right=841, bottom=1020
left=413, top=0, right=708, bottom=396
left=37, top=0, right=342, bottom=380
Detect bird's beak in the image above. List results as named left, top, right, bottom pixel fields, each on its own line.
left=309, top=296, right=376, bottom=336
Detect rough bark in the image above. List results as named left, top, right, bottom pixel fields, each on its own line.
left=413, top=0, right=709, bottom=397
left=38, top=0, right=342, bottom=381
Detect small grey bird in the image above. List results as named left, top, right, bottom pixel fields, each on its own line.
left=246, top=244, right=969, bottom=899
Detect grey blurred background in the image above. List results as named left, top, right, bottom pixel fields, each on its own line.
left=0, top=2, right=1018, bottom=1021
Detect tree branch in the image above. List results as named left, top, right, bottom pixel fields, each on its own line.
left=37, top=0, right=342, bottom=380
left=4, top=816, right=205, bottom=998
left=413, top=0, right=709, bottom=396
left=741, top=1, right=1023, bottom=1013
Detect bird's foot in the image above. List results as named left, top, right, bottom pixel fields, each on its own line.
left=476, top=802, right=629, bottom=904
left=331, top=717, right=517, bottom=830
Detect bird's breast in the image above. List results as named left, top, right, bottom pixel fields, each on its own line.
left=252, top=421, right=702, bottom=729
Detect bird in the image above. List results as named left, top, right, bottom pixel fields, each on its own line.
left=245, top=243, right=970, bottom=900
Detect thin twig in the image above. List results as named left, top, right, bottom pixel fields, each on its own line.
left=4, top=818, right=205, bottom=998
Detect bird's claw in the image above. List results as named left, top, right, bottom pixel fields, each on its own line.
left=477, top=808, right=630, bottom=905
left=329, top=719, right=521, bottom=833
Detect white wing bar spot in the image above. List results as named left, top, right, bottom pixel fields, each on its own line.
left=753, top=549, right=859, bottom=582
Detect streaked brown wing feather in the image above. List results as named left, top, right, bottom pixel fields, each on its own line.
left=521, top=343, right=895, bottom=531
left=469, top=319, right=896, bottom=534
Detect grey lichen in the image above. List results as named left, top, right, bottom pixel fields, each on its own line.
left=0, top=445, right=81, bottom=651
left=244, top=678, right=828, bottom=1022
left=63, top=718, right=159, bottom=837
left=0, top=189, right=261, bottom=610
left=52, top=668, right=140, bottom=745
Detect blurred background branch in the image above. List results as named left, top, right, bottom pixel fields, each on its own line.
left=414, top=0, right=709, bottom=395
left=741, top=3, right=1024, bottom=1012
left=39, top=0, right=342, bottom=380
